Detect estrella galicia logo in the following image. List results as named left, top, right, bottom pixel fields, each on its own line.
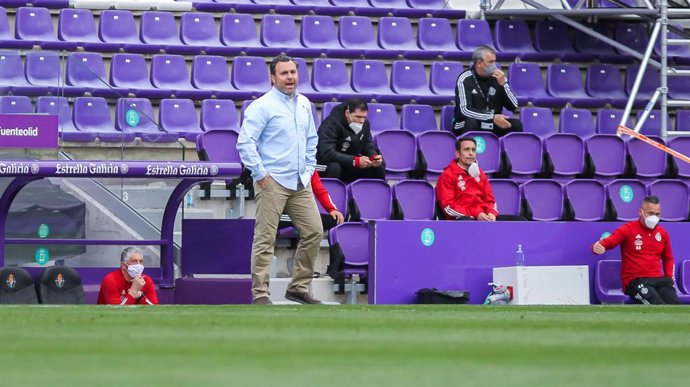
left=55, top=272, right=64, bottom=288
left=210, top=165, right=218, bottom=176
left=120, top=163, right=129, bottom=174
left=31, top=163, right=40, bottom=174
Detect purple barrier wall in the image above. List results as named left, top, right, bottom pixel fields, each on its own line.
left=181, top=219, right=254, bottom=275
left=371, top=221, right=690, bottom=304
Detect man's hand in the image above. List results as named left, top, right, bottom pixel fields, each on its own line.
left=592, top=241, right=606, bottom=255
left=493, top=114, right=512, bottom=129
left=257, top=174, right=271, bottom=189
left=487, top=213, right=497, bottom=221
left=330, top=210, right=344, bottom=225
left=492, top=69, right=507, bottom=86
left=357, top=156, right=373, bottom=168
left=477, top=213, right=492, bottom=221
left=130, top=276, right=145, bottom=293
left=371, top=155, right=383, bottom=167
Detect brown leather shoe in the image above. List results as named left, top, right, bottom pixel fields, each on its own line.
left=252, top=296, right=272, bottom=305
left=285, top=290, right=322, bottom=304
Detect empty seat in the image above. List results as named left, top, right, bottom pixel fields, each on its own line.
left=25, top=50, right=61, bottom=94
left=635, top=109, right=668, bottom=137
left=0, top=50, right=33, bottom=95
left=0, top=267, right=38, bottom=304
left=300, top=15, right=343, bottom=54
left=509, top=62, right=567, bottom=107
left=338, top=16, right=389, bottom=58
left=463, top=131, right=501, bottom=174
left=347, top=179, right=392, bottom=221
left=196, top=129, right=241, bottom=164
left=680, top=260, right=690, bottom=295
left=430, top=61, right=463, bottom=96
left=391, top=61, right=447, bottom=104
left=378, top=17, right=424, bottom=57
left=0, top=6, right=33, bottom=49
left=520, top=107, right=556, bottom=137
left=191, top=55, right=236, bottom=98
left=15, top=7, right=60, bottom=47
left=574, top=24, right=625, bottom=63
left=366, top=103, right=399, bottom=132
left=559, top=108, right=596, bottom=138
left=489, top=179, right=521, bottom=216
left=521, top=179, right=564, bottom=221
left=140, top=11, right=192, bottom=54
left=586, top=64, right=629, bottom=108
left=261, top=14, right=319, bottom=57
left=327, top=221, right=370, bottom=297
left=231, top=56, right=271, bottom=98
left=65, top=52, right=114, bottom=97
left=597, top=108, right=633, bottom=135
left=647, top=180, right=689, bottom=221
left=219, top=13, right=266, bottom=55
left=392, top=180, right=435, bottom=220
left=400, top=104, right=437, bottom=133
left=37, top=96, right=95, bottom=141
left=151, top=54, right=209, bottom=99
left=626, top=65, right=660, bottom=101
left=565, top=180, right=606, bottom=221
left=457, top=19, right=498, bottom=57
left=440, top=104, right=454, bottom=132
left=500, top=132, right=543, bottom=180
left=595, top=260, right=627, bottom=304
left=159, top=98, right=204, bottom=141
left=0, top=96, right=32, bottom=113
left=535, top=20, right=594, bottom=62
left=312, top=58, right=356, bottom=99
left=416, top=130, right=456, bottom=179
left=74, top=96, right=134, bottom=142
left=98, top=10, right=148, bottom=52
left=668, top=136, right=690, bottom=178
left=179, top=12, right=220, bottom=49
left=495, top=19, right=556, bottom=61
left=587, top=135, right=626, bottom=179
left=110, top=53, right=170, bottom=99
left=655, top=24, right=690, bottom=64
left=351, top=59, right=397, bottom=103
left=374, top=129, right=417, bottom=179
left=615, top=23, right=650, bottom=55
left=37, top=266, right=85, bottom=304
left=318, top=178, right=348, bottom=219
left=58, top=8, right=109, bottom=51
left=668, top=67, right=690, bottom=101
left=547, top=63, right=607, bottom=108
left=408, top=0, right=466, bottom=17
left=627, top=135, right=667, bottom=178
left=116, top=98, right=177, bottom=142
left=545, top=134, right=586, bottom=179
left=200, top=99, right=239, bottom=132
left=606, top=179, right=647, bottom=221
left=418, top=18, right=466, bottom=60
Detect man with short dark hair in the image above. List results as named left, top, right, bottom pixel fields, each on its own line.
left=436, top=137, right=524, bottom=221
left=592, top=196, right=679, bottom=304
left=453, top=45, right=522, bottom=137
left=317, top=98, right=385, bottom=183
left=97, top=246, right=158, bottom=305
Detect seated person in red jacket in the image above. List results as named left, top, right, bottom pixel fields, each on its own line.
left=279, top=172, right=344, bottom=231
left=592, top=196, right=679, bottom=305
left=436, top=137, right=524, bottom=221
left=97, top=246, right=159, bottom=305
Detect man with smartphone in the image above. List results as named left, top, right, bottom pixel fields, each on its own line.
left=317, top=98, right=385, bottom=183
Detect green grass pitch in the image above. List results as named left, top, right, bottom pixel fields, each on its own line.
left=1, top=305, right=689, bottom=387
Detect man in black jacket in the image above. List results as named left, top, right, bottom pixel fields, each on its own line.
left=452, top=45, right=523, bottom=137
left=317, top=99, right=385, bottom=183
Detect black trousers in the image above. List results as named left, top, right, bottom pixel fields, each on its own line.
left=625, top=277, right=680, bottom=305
left=453, top=215, right=527, bottom=221
left=453, top=118, right=523, bottom=138
left=321, top=162, right=386, bottom=184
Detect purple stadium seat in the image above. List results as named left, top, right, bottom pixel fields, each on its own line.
left=328, top=222, right=370, bottom=286
left=196, top=129, right=241, bottom=164
left=0, top=6, right=32, bottom=49
left=520, top=107, right=556, bottom=137
left=374, top=129, right=417, bottom=179
left=606, top=179, right=647, bottom=221
left=614, top=23, right=649, bottom=56
left=597, top=108, right=632, bottom=135
left=587, top=135, right=626, bottom=179
left=318, top=178, right=348, bottom=218
left=668, top=136, right=690, bottom=178
left=239, top=99, right=253, bottom=125
left=200, top=99, right=239, bottom=132
left=647, top=180, right=689, bottom=221
left=378, top=17, right=426, bottom=58
left=231, top=56, right=271, bottom=98
left=290, top=57, right=326, bottom=102
left=521, top=179, right=564, bottom=221
left=115, top=98, right=177, bottom=142
left=110, top=53, right=171, bottom=99
left=180, top=12, right=222, bottom=48
left=347, top=179, right=392, bottom=221
left=430, top=61, right=463, bottom=97
left=416, top=130, right=456, bottom=179
left=300, top=15, right=343, bottom=54
left=261, top=14, right=319, bottom=57
left=408, top=0, right=465, bottom=18
left=400, top=104, right=437, bottom=133
left=680, top=260, right=690, bottom=295
left=545, top=134, right=586, bottom=180
left=58, top=8, right=111, bottom=51
left=508, top=63, right=567, bottom=108
left=457, top=19, right=501, bottom=59
left=500, top=132, right=543, bottom=180
left=392, top=180, right=435, bottom=220
left=0, top=50, right=34, bottom=95
left=586, top=64, right=630, bottom=108
left=219, top=13, right=270, bottom=56
left=574, top=24, right=627, bottom=63
left=547, top=63, right=607, bottom=108
left=489, top=179, right=521, bottom=216
left=369, top=0, right=427, bottom=17
left=351, top=59, right=393, bottom=102
left=440, top=105, right=453, bottom=132
left=626, top=65, right=660, bottom=102
left=74, top=97, right=135, bottom=142
left=463, top=131, right=501, bottom=174
left=495, top=19, right=556, bottom=62
left=65, top=52, right=115, bottom=97
left=36, top=96, right=94, bottom=142
left=320, top=102, right=338, bottom=124
left=667, top=68, right=690, bottom=101
left=338, top=16, right=391, bottom=58
left=418, top=18, right=467, bottom=60
left=98, top=10, right=149, bottom=53
left=140, top=11, right=196, bottom=55
left=25, top=51, right=60, bottom=94
left=634, top=109, right=668, bottom=137
left=159, top=99, right=204, bottom=141
left=312, top=58, right=356, bottom=99
left=0, top=96, right=32, bottom=113
left=392, top=61, right=449, bottom=104
left=535, top=20, right=595, bottom=62
left=151, top=54, right=209, bottom=99
left=191, top=55, right=236, bottom=98
left=15, top=7, right=62, bottom=48
left=595, top=260, right=627, bottom=304
left=627, top=135, right=667, bottom=178
left=654, top=24, right=690, bottom=62
left=559, top=108, right=596, bottom=138
left=565, top=180, right=606, bottom=221
left=366, top=103, right=399, bottom=132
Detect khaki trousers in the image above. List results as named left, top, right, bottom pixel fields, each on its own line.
left=251, top=177, right=323, bottom=300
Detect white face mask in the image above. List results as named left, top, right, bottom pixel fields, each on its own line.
left=644, top=214, right=660, bottom=229
left=127, top=264, right=144, bottom=279
left=486, top=63, right=497, bottom=75
left=349, top=122, right=363, bottom=134
left=468, top=162, right=480, bottom=178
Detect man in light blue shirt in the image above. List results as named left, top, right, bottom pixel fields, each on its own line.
left=237, top=55, right=323, bottom=305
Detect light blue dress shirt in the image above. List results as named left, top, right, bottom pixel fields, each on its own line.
left=237, top=87, right=317, bottom=190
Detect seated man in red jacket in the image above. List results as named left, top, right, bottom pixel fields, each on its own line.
left=592, top=196, right=679, bottom=304
left=436, top=137, right=524, bottom=221
left=97, top=246, right=159, bottom=305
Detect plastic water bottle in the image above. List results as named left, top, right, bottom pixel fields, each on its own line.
left=185, top=191, right=194, bottom=208
left=516, top=244, right=525, bottom=266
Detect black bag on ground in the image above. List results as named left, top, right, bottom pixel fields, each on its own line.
left=416, top=288, right=470, bottom=304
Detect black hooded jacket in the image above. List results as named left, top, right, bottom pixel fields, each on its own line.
left=317, top=102, right=377, bottom=166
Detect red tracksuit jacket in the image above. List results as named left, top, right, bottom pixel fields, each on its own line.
left=436, top=160, right=498, bottom=220
left=597, top=220, right=674, bottom=290
left=97, top=269, right=159, bottom=305
left=311, top=172, right=337, bottom=213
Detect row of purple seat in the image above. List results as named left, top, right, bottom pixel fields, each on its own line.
left=596, top=260, right=690, bottom=304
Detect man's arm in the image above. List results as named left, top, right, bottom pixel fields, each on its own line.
left=140, top=276, right=159, bottom=305
left=592, top=225, right=626, bottom=254
left=662, top=231, right=675, bottom=279
left=481, top=176, right=499, bottom=217
left=501, top=82, right=519, bottom=112
left=457, top=72, right=494, bottom=121
left=311, top=172, right=336, bottom=213
left=305, top=100, right=318, bottom=176
left=436, top=173, right=479, bottom=219
left=317, top=121, right=358, bottom=166
left=236, top=104, right=268, bottom=182
left=99, top=275, right=136, bottom=305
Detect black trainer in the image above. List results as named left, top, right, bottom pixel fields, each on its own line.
left=285, top=290, right=323, bottom=304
